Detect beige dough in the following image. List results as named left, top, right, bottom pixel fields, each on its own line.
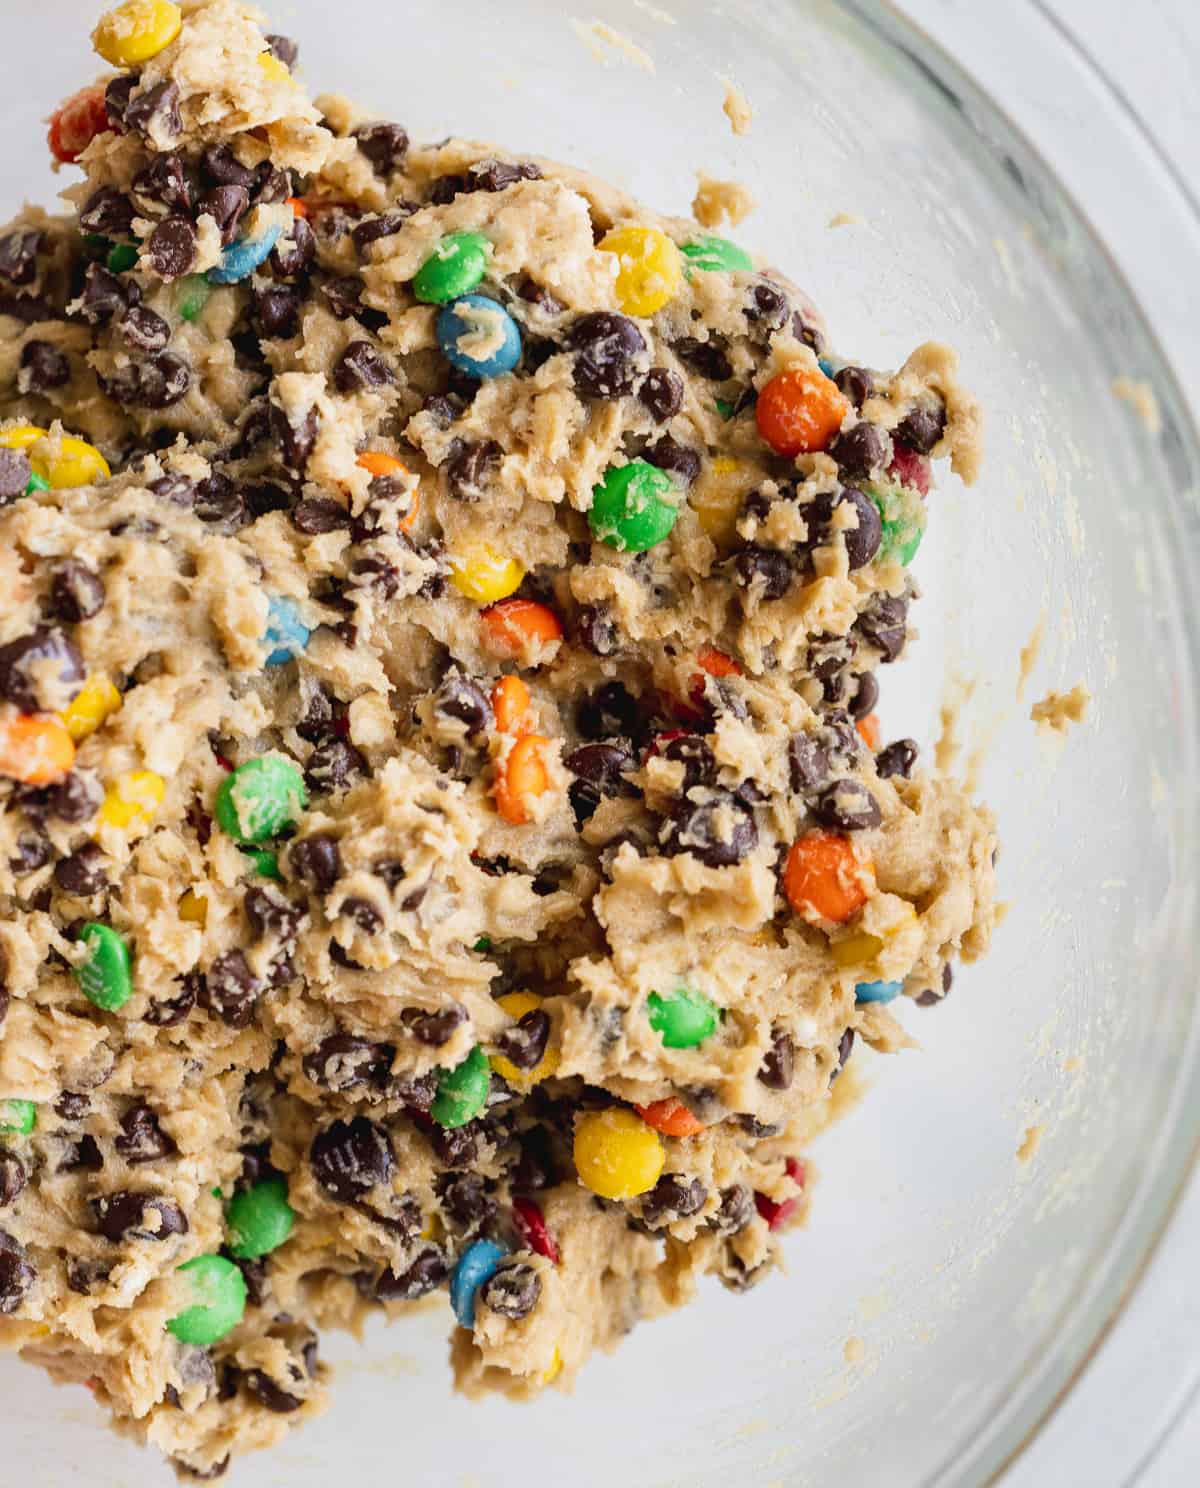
left=1030, top=685, right=1090, bottom=736
left=692, top=173, right=756, bottom=230
left=0, top=0, right=996, bottom=1477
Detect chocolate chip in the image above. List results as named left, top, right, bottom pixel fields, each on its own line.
left=310, top=1117, right=394, bottom=1203
left=662, top=735, right=717, bottom=791
left=848, top=671, right=879, bottom=720
left=481, top=1261, right=541, bottom=1320
left=758, top=1029, right=794, bottom=1090
left=304, top=739, right=366, bottom=795
left=744, top=281, right=789, bottom=332
left=193, top=472, right=245, bottom=525
left=644, top=433, right=701, bottom=485
left=641, top=1174, right=708, bottom=1225
left=270, top=403, right=318, bottom=472
left=340, top=897, right=383, bottom=934
left=119, top=304, right=171, bottom=353
left=354, top=122, right=409, bottom=175
left=115, top=1104, right=176, bottom=1165
left=19, top=339, right=69, bottom=392
left=855, top=593, right=908, bottom=662
left=0, top=449, right=32, bottom=501
left=432, top=159, right=540, bottom=200
left=198, top=184, right=249, bottom=246
left=271, top=216, right=315, bottom=278
left=103, top=71, right=139, bottom=128
left=58, top=1134, right=103, bottom=1173
left=352, top=207, right=416, bottom=252
left=0, top=230, right=43, bottom=288
left=0, top=1232, right=35, bottom=1312
left=666, top=789, right=758, bottom=867
left=828, top=422, right=891, bottom=479
left=400, top=1003, right=467, bottom=1046
left=47, top=560, right=105, bottom=628
left=564, top=743, right=633, bottom=824
left=895, top=401, right=946, bottom=454
left=914, top=963, right=954, bottom=1008
left=444, top=438, right=501, bottom=501
left=791, top=311, right=824, bottom=355
left=289, top=496, right=348, bottom=535
left=124, top=81, right=181, bottom=141
left=709, top=1184, right=753, bottom=1236
left=133, top=152, right=193, bottom=215
left=198, top=950, right=260, bottom=1028
left=0, top=1153, right=27, bottom=1208
left=244, top=1369, right=303, bottom=1414
left=435, top=669, right=493, bottom=737
left=638, top=366, right=684, bottom=422
left=437, top=1172, right=496, bottom=1232
left=242, top=480, right=293, bottom=518
left=201, top=144, right=256, bottom=191
left=245, top=885, right=304, bottom=942
left=252, top=163, right=292, bottom=207
left=567, top=311, right=646, bottom=399
left=104, top=351, right=193, bottom=409
left=835, top=365, right=873, bottom=409
left=576, top=680, right=644, bottom=742
left=576, top=603, right=617, bottom=656
left=56, top=1090, right=90, bottom=1121
left=93, top=1191, right=188, bottom=1242
left=517, top=276, right=564, bottom=315
left=287, top=834, right=342, bottom=893
left=876, top=738, right=918, bottom=780
left=496, top=1009, right=551, bottom=1074
left=9, top=829, right=50, bottom=875
left=831, top=1027, right=855, bottom=1083
left=335, top=339, right=395, bottom=393
left=147, top=216, right=197, bottom=280
left=373, top=1248, right=447, bottom=1301
left=812, top=779, right=880, bottom=832
left=249, top=284, right=299, bottom=340
left=144, top=974, right=197, bottom=1027
left=76, top=262, right=134, bottom=324
left=733, top=546, right=792, bottom=601
left=79, top=186, right=134, bottom=239
left=265, top=32, right=299, bottom=66
left=672, top=336, right=732, bottom=381
left=47, top=770, right=103, bottom=823
left=302, top=1034, right=391, bottom=1093
left=421, top=391, right=462, bottom=428
left=66, top=1257, right=112, bottom=1295
left=53, top=843, right=107, bottom=896
left=798, top=486, right=881, bottom=570
left=0, top=628, right=84, bottom=712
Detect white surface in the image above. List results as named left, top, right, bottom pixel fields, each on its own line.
left=898, top=4, right=1200, bottom=1484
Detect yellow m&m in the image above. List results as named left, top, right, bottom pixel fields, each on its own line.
left=449, top=545, right=524, bottom=604
left=61, top=675, right=121, bottom=742
left=0, top=425, right=110, bottom=490
left=93, top=0, right=182, bottom=67
left=598, top=226, right=682, bottom=318
left=99, top=770, right=165, bottom=830
left=573, top=1108, right=664, bottom=1200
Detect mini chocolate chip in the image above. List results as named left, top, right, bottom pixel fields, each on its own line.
left=253, top=284, right=302, bottom=339
left=0, top=1153, right=27, bottom=1208
left=147, top=216, right=197, bottom=280
left=194, top=472, right=245, bottom=525
left=352, top=207, right=416, bottom=252
left=270, top=403, right=318, bottom=472
left=0, top=1232, right=35, bottom=1313
left=564, top=743, right=633, bottom=825
left=354, top=122, right=409, bottom=175
left=672, top=336, right=732, bottom=381
left=66, top=1257, right=112, bottom=1295
left=400, top=1002, right=467, bottom=1046
left=289, top=497, right=348, bottom=536
left=855, top=593, right=908, bottom=662
left=197, top=184, right=249, bottom=245
left=666, top=788, right=758, bottom=867
left=791, top=311, right=824, bottom=355
left=340, top=897, right=383, bottom=934
left=835, top=365, right=873, bottom=408
left=76, top=263, right=134, bottom=324
left=637, top=366, right=684, bottom=422
left=322, top=275, right=369, bottom=320
left=198, top=950, right=261, bottom=1028
left=576, top=680, right=644, bottom=743
left=59, top=1134, right=103, bottom=1174
left=0, top=230, right=43, bottom=288
left=244, top=1369, right=303, bottom=1414
left=49, top=560, right=105, bottom=622
left=798, top=486, right=880, bottom=570
left=0, top=449, right=32, bottom=502
left=828, top=422, right=891, bottom=479
left=644, top=433, right=701, bottom=485
left=662, top=735, right=717, bottom=791
left=79, top=187, right=134, bottom=239
left=133, top=152, right=193, bottom=214
left=265, top=32, right=298, bottom=65
left=119, top=303, right=171, bottom=353
left=287, top=834, right=342, bottom=892
left=517, top=276, right=564, bottom=315
left=481, top=1261, right=541, bottom=1319
left=895, top=401, right=946, bottom=453
left=242, top=481, right=293, bottom=518
left=641, top=1174, right=708, bottom=1226
left=245, top=885, right=304, bottom=942
left=9, top=830, right=50, bottom=875
left=104, top=73, right=138, bottom=129
left=745, top=281, right=789, bottom=332
left=335, top=339, right=395, bottom=393
left=848, top=671, right=879, bottom=720
left=568, top=311, right=646, bottom=399
left=303, top=1034, right=392, bottom=1092
left=104, top=352, right=192, bottom=409
left=421, top=391, right=462, bottom=428
left=19, top=339, right=69, bottom=392
left=93, top=1191, right=188, bottom=1243
left=310, top=1117, right=394, bottom=1203
left=116, top=1104, right=177, bottom=1165
left=876, top=738, right=918, bottom=779
left=144, top=974, right=197, bottom=1027
left=0, top=627, right=84, bottom=712
left=47, top=770, right=103, bottom=823
left=444, top=438, right=501, bottom=501
left=201, top=144, right=255, bottom=190
left=758, top=1029, right=794, bottom=1090
left=271, top=216, right=316, bottom=278
left=496, top=1009, right=551, bottom=1073
left=710, top=1184, right=754, bottom=1236
left=124, top=80, right=181, bottom=141
left=54, top=843, right=107, bottom=896
left=304, top=739, right=366, bottom=794
left=812, top=779, right=880, bottom=832
left=576, top=603, right=617, bottom=656
left=733, top=546, right=792, bottom=601
left=435, top=669, right=493, bottom=737
left=831, top=1027, right=855, bottom=1083
left=437, top=1172, right=496, bottom=1231
left=373, top=1248, right=447, bottom=1301
left=55, top=1091, right=89, bottom=1121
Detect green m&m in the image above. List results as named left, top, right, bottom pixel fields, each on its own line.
left=588, top=461, right=678, bottom=553
left=106, top=242, right=139, bottom=273
left=647, top=985, right=720, bottom=1049
left=74, top=922, right=132, bottom=1011
left=167, top=1255, right=247, bottom=1346
left=226, top=1177, right=295, bottom=1259
left=177, top=274, right=212, bottom=322
left=431, top=1045, right=491, bottom=1129
left=681, top=236, right=754, bottom=274
left=240, top=846, right=281, bottom=880
left=215, top=756, right=308, bottom=844
left=0, top=1100, right=36, bottom=1136
left=869, top=484, right=925, bottom=566
left=413, top=232, right=490, bottom=305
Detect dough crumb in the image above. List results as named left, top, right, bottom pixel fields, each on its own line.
left=721, top=78, right=753, bottom=135
left=1063, top=1056, right=1083, bottom=1074
left=1112, top=376, right=1162, bottom=436
left=570, top=18, right=656, bottom=71
left=1017, top=612, right=1045, bottom=702
left=828, top=211, right=862, bottom=229
left=843, top=1336, right=866, bottom=1364
left=1017, top=1125, right=1043, bottom=1164
left=692, top=172, right=756, bottom=229
left=1030, top=684, right=1090, bottom=736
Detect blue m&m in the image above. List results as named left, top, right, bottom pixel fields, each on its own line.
left=855, top=979, right=903, bottom=1004
left=436, top=294, right=521, bottom=379
left=209, top=224, right=283, bottom=285
left=264, top=596, right=310, bottom=666
left=449, top=1238, right=507, bottom=1327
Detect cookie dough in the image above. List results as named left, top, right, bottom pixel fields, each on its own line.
left=0, top=1, right=997, bottom=1477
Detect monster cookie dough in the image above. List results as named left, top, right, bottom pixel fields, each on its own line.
left=0, top=0, right=996, bottom=1476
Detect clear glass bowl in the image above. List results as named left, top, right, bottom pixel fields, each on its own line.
left=4, top=2, right=1199, bottom=1484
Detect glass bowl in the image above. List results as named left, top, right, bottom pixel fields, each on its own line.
left=3, top=2, right=1199, bottom=1484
